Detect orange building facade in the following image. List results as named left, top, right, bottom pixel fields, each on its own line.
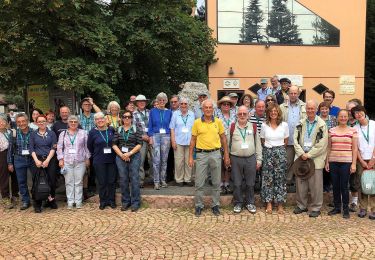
left=206, top=0, right=367, bottom=107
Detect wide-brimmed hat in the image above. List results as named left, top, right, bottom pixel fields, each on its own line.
left=135, top=94, right=149, bottom=102
left=292, top=157, right=315, bottom=180
left=217, top=96, right=235, bottom=107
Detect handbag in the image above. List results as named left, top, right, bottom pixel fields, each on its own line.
left=361, top=169, right=375, bottom=195
left=32, top=168, right=51, bottom=200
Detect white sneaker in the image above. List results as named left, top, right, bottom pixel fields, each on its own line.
left=76, top=203, right=83, bottom=209
left=233, top=204, right=242, bottom=213
left=246, top=204, right=257, bottom=214
left=67, top=203, right=73, bottom=210
left=161, top=181, right=168, bottom=188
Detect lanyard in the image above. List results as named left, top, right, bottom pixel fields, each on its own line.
left=110, top=115, right=118, bottom=128
left=67, top=131, right=78, bottom=145
left=159, top=110, right=165, bottom=129
left=18, top=129, right=30, bottom=147
left=180, top=114, right=189, bottom=126
left=360, top=122, right=370, bottom=143
left=82, top=113, right=93, bottom=130
left=140, top=111, right=148, bottom=122
left=223, top=113, right=231, bottom=128
left=121, top=127, right=132, bottom=143
left=307, top=120, right=316, bottom=138
left=238, top=126, right=247, bottom=142
left=97, top=129, right=109, bottom=146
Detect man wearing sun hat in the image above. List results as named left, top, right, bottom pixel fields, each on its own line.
left=133, top=94, right=151, bottom=188
left=257, top=78, right=272, bottom=101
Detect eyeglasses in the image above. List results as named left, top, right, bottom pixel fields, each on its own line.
left=122, top=116, right=132, bottom=119
left=82, top=103, right=92, bottom=106
left=95, top=117, right=105, bottom=121
left=37, top=121, right=46, bottom=124
left=180, top=103, right=188, bottom=105
left=69, top=121, right=78, bottom=124
left=237, top=112, right=248, bottom=116
left=170, top=101, right=178, bottom=103
left=222, top=103, right=231, bottom=106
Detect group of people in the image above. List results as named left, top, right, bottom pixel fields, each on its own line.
left=0, top=75, right=374, bottom=220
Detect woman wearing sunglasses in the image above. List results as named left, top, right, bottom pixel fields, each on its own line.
left=112, top=111, right=142, bottom=212
left=265, top=94, right=277, bottom=108
left=57, top=115, right=90, bottom=209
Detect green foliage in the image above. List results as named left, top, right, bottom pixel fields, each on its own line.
left=240, top=0, right=264, bottom=43
left=365, top=0, right=375, bottom=114
left=266, top=0, right=302, bottom=44
left=0, top=0, right=216, bottom=105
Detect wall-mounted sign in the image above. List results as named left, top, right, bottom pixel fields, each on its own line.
left=339, top=75, right=355, bottom=95
left=277, top=74, right=303, bottom=87
left=223, top=79, right=240, bottom=89
left=28, top=85, right=50, bottom=114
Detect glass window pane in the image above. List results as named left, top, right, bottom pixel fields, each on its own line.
left=218, top=12, right=244, bottom=28
left=218, top=28, right=242, bottom=43
left=218, top=0, right=244, bottom=12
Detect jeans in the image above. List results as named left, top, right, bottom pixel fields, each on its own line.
left=14, top=155, right=33, bottom=204
left=152, top=133, right=171, bottom=184
left=64, top=162, right=86, bottom=205
left=329, top=162, right=351, bottom=210
left=116, top=153, right=141, bottom=208
left=95, top=162, right=117, bottom=206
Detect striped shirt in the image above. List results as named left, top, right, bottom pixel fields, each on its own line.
left=328, top=127, right=358, bottom=163
left=249, top=114, right=265, bottom=134
left=112, top=125, right=143, bottom=152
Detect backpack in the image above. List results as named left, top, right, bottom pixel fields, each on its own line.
left=229, top=122, right=257, bottom=149
left=361, top=169, right=375, bottom=195
left=32, top=168, right=51, bottom=201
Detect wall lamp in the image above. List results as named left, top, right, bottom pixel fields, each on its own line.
left=265, top=43, right=270, bottom=49
left=228, top=67, right=235, bottom=75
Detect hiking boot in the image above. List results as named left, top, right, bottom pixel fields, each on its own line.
left=309, top=211, right=321, bottom=218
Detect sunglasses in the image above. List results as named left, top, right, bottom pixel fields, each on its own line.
left=122, top=115, right=133, bottom=119
left=266, top=99, right=274, bottom=102
left=222, top=102, right=231, bottom=106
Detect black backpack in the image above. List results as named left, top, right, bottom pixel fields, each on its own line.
left=32, top=168, right=51, bottom=201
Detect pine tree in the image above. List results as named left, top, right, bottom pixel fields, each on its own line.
left=266, top=0, right=302, bottom=44
left=312, top=17, right=339, bottom=45
left=240, top=0, right=264, bottom=43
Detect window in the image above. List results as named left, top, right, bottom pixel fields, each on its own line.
left=217, top=0, right=340, bottom=46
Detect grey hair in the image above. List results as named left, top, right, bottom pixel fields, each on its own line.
left=68, top=115, right=80, bottom=124
left=255, top=99, right=265, bottom=107
left=94, top=112, right=105, bottom=120
left=107, top=101, right=120, bottom=112
left=156, top=92, right=168, bottom=101
left=0, top=113, right=7, bottom=123
left=179, top=97, right=189, bottom=104
left=201, top=99, right=214, bottom=107
left=270, top=75, right=279, bottom=81
left=15, top=112, right=29, bottom=122
left=306, top=99, right=318, bottom=108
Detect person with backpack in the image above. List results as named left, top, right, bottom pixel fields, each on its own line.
left=29, top=115, right=58, bottom=213
left=57, top=115, right=90, bottom=209
left=228, top=106, right=262, bottom=214
left=112, top=110, right=143, bottom=212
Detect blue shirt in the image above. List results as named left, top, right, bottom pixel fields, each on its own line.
left=29, top=129, right=57, bottom=157
left=147, top=108, right=173, bottom=136
left=329, top=106, right=340, bottom=117
left=287, top=102, right=301, bottom=145
left=169, top=110, right=195, bottom=145
left=257, top=87, right=272, bottom=101
left=87, top=127, right=116, bottom=164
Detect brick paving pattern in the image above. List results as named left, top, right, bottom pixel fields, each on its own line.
left=0, top=202, right=374, bottom=259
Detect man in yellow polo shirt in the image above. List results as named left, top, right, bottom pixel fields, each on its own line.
left=189, top=99, right=230, bottom=217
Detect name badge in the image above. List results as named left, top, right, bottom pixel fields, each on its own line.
left=159, top=128, right=166, bottom=134
left=225, top=130, right=228, bottom=135
left=68, top=148, right=77, bottom=154
left=22, top=150, right=30, bottom=155
left=247, top=130, right=253, bottom=135
left=103, top=147, right=112, bottom=154
left=121, top=147, right=129, bottom=153
left=304, top=141, right=312, bottom=147
left=182, top=127, right=189, bottom=133
left=144, top=128, right=148, bottom=132
left=241, top=143, right=249, bottom=149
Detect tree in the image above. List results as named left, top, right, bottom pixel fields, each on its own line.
left=240, top=0, right=264, bottom=43
left=312, top=17, right=340, bottom=45
left=266, top=0, right=302, bottom=44
left=0, top=0, right=216, bottom=106
left=365, top=0, right=375, bottom=115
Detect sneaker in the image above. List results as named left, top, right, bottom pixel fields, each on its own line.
left=154, top=183, right=160, bottom=190
left=293, top=207, right=308, bottom=214
left=195, top=207, right=203, bottom=217
left=121, top=204, right=131, bottom=211
left=211, top=205, right=220, bottom=216
left=34, top=207, right=42, bottom=213
left=309, top=211, right=321, bottom=218
left=50, top=200, right=58, bottom=209
left=349, top=203, right=357, bottom=212
left=161, top=181, right=168, bottom=188
left=358, top=209, right=367, bottom=218
left=233, top=204, right=242, bottom=213
left=225, top=185, right=232, bottom=194
left=184, top=182, right=194, bottom=187
left=177, top=182, right=184, bottom=187
left=220, top=186, right=226, bottom=195
left=131, top=207, right=139, bottom=212
left=246, top=204, right=257, bottom=214
left=76, top=203, right=83, bottom=209
left=369, top=212, right=375, bottom=220
left=67, top=203, right=73, bottom=210
left=20, top=202, right=30, bottom=210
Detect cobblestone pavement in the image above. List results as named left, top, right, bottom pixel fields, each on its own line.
left=0, top=202, right=374, bottom=259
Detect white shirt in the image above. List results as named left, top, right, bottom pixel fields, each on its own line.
left=354, top=120, right=375, bottom=160
left=260, top=122, right=289, bottom=148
